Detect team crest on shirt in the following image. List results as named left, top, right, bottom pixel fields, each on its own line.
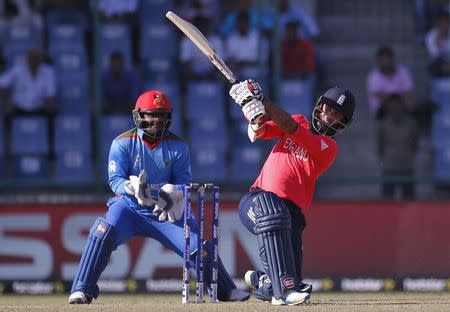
left=283, top=138, right=309, bottom=161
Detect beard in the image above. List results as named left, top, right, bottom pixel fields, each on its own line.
left=142, top=121, right=169, bottom=140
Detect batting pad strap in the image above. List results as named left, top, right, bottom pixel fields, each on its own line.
left=70, top=217, right=117, bottom=299
left=254, top=213, right=291, bottom=233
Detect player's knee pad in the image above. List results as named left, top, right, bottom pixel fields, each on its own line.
left=252, top=192, right=298, bottom=300
left=71, top=217, right=117, bottom=299
left=252, top=192, right=292, bottom=233
left=196, top=241, right=236, bottom=301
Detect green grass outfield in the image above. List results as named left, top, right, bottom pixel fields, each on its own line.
left=0, top=292, right=449, bottom=312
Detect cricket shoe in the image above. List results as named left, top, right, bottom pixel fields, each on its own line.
left=244, top=270, right=267, bottom=289
left=271, top=291, right=310, bottom=306
left=299, top=281, right=313, bottom=294
left=244, top=270, right=272, bottom=302
left=245, top=270, right=312, bottom=301
left=68, top=291, right=93, bottom=304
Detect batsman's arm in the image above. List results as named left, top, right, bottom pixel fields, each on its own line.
left=262, top=98, right=298, bottom=134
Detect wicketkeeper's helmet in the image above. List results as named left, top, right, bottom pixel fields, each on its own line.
left=132, top=90, right=172, bottom=129
left=312, top=87, right=355, bottom=136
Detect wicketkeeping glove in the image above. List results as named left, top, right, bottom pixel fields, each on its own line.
left=124, top=170, right=156, bottom=207
left=152, top=184, right=184, bottom=223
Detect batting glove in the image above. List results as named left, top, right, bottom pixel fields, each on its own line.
left=229, top=79, right=264, bottom=107
left=247, top=122, right=266, bottom=143
left=152, top=184, right=184, bottom=223
left=242, top=98, right=267, bottom=124
left=124, top=170, right=156, bottom=207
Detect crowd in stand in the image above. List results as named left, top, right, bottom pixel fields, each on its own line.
left=0, top=0, right=319, bottom=185
left=370, top=0, right=450, bottom=200
left=1, top=0, right=448, bottom=198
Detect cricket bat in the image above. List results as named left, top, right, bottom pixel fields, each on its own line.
left=165, top=11, right=237, bottom=84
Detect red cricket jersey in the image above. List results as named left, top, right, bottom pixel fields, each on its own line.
left=251, top=115, right=338, bottom=210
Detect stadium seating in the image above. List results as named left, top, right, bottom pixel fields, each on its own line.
left=12, top=156, right=49, bottom=180
left=101, top=114, right=134, bottom=143
left=0, top=117, right=4, bottom=156
left=189, top=115, right=227, bottom=150
left=431, top=110, right=450, bottom=146
left=229, top=120, right=268, bottom=180
left=142, top=56, right=177, bottom=82
left=51, top=51, right=87, bottom=75
left=280, top=79, right=314, bottom=116
left=100, top=22, right=132, bottom=68
left=430, top=78, right=450, bottom=111
left=139, top=0, right=175, bottom=23
left=190, top=147, right=226, bottom=181
left=434, top=146, right=450, bottom=181
left=10, top=117, right=49, bottom=155
left=101, top=114, right=135, bottom=179
left=55, top=151, right=94, bottom=183
left=186, top=82, right=225, bottom=120
left=45, top=9, right=89, bottom=31
left=231, top=120, right=253, bottom=146
left=48, top=24, right=85, bottom=55
left=140, top=23, right=176, bottom=59
left=57, top=72, right=90, bottom=113
left=54, top=115, right=91, bottom=154
left=230, top=145, right=265, bottom=181
left=3, top=23, right=43, bottom=65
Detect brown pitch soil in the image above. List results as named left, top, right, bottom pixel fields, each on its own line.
left=0, top=292, right=449, bottom=312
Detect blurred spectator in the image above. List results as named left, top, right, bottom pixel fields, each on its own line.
left=414, top=0, right=450, bottom=35
left=280, top=18, right=315, bottom=80
left=177, top=0, right=214, bottom=23
left=367, top=46, right=414, bottom=120
left=425, top=10, right=450, bottom=77
left=221, top=0, right=273, bottom=37
left=225, top=11, right=269, bottom=80
left=0, top=0, right=43, bottom=30
left=180, top=14, right=223, bottom=82
left=277, top=0, right=319, bottom=40
left=0, top=48, right=56, bottom=116
left=97, top=0, right=138, bottom=21
left=101, top=51, right=142, bottom=114
left=377, top=94, right=419, bottom=200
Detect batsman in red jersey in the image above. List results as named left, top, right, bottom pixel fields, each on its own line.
left=229, top=79, right=355, bottom=305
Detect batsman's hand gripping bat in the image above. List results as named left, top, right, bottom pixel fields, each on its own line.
left=166, top=11, right=236, bottom=84
left=165, top=11, right=267, bottom=125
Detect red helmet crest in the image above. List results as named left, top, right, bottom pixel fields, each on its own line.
left=134, top=90, right=171, bottom=112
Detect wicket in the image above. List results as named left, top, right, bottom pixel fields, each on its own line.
left=182, top=183, right=219, bottom=304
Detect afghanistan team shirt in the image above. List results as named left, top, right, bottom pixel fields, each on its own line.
left=107, top=128, right=192, bottom=215
left=251, top=115, right=338, bottom=210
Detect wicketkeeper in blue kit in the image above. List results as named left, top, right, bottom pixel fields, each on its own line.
left=69, top=90, right=249, bottom=304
